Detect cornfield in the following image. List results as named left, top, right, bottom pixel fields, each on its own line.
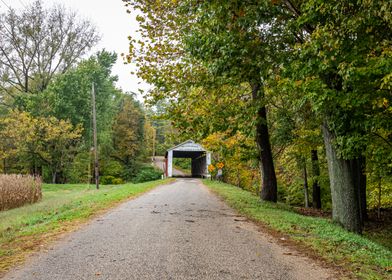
left=0, top=174, right=42, bottom=211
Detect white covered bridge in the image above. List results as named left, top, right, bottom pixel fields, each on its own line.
left=164, top=140, right=211, bottom=178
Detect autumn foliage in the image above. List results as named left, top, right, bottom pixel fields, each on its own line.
left=0, top=174, right=42, bottom=211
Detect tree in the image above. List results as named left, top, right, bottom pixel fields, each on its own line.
left=124, top=0, right=291, bottom=202
left=0, top=0, right=99, bottom=105
left=0, top=111, right=82, bottom=183
left=26, top=50, right=121, bottom=149
left=282, top=0, right=392, bottom=233
left=111, top=95, right=145, bottom=179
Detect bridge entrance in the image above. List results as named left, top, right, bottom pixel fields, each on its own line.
left=164, top=140, right=211, bottom=178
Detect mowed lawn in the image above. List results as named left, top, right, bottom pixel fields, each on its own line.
left=0, top=179, right=173, bottom=274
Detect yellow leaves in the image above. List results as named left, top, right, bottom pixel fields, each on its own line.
left=373, top=97, right=389, bottom=109
left=0, top=111, right=83, bottom=163
left=382, top=98, right=389, bottom=108
left=381, top=72, right=392, bottom=90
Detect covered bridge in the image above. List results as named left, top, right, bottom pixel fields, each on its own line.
left=164, top=140, right=211, bottom=178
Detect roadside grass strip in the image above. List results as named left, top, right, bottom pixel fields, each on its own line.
left=203, top=180, right=392, bottom=280
left=0, top=179, right=173, bottom=274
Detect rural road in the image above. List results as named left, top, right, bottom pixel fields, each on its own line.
left=153, top=156, right=186, bottom=177
left=4, top=179, right=334, bottom=280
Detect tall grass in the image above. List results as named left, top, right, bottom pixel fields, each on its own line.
left=0, top=175, right=42, bottom=211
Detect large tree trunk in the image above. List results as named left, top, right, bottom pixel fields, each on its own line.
left=350, top=157, right=367, bottom=223
left=311, top=149, right=322, bottom=209
left=322, top=123, right=362, bottom=234
left=251, top=82, right=278, bottom=202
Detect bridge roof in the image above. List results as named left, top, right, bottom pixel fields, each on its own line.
left=165, top=140, right=208, bottom=158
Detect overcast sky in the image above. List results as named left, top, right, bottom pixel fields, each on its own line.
left=0, top=0, right=149, bottom=97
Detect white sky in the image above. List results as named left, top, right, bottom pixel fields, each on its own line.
left=0, top=0, right=150, bottom=98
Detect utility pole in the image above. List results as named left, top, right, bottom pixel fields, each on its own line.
left=152, top=127, right=156, bottom=161
left=92, top=83, right=99, bottom=190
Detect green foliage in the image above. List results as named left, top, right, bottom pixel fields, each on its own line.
left=132, top=165, right=163, bottom=183
left=124, top=0, right=392, bottom=233
left=368, top=177, right=392, bottom=210
left=25, top=50, right=121, bottom=149
left=65, top=152, right=92, bottom=184
left=282, top=178, right=305, bottom=206
left=0, top=111, right=83, bottom=183
left=0, top=48, right=154, bottom=184
left=111, top=95, right=145, bottom=165
left=100, top=176, right=124, bottom=185
left=173, top=158, right=191, bottom=171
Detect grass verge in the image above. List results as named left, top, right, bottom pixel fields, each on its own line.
left=0, top=179, right=173, bottom=275
left=203, top=179, right=392, bottom=280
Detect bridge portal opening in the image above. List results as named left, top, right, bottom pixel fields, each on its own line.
left=164, top=140, right=211, bottom=178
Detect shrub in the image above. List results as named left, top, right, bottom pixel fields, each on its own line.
left=132, top=165, right=163, bottom=183
left=101, top=160, right=124, bottom=178
left=112, top=178, right=124, bottom=185
left=0, top=174, right=42, bottom=211
left=100, top=175, right=124, bottom=185
left=66, top=152, right=92, bottom=184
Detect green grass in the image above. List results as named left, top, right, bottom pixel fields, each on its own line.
left=0, top=179, right=173, bottom=273
left=203, top=180, right=392, bottom=280
left=365, top=225, right=392, bottom=251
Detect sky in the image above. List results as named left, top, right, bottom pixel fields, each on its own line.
left=0, top=0, right=150, bottom=98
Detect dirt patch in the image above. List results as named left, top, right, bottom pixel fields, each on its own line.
left=294, top=207, right=332, bottom=218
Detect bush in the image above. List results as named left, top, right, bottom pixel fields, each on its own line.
left=66, top=152, right=92, bottom=184
left=101, top=160, right=124, bottom=178
left=0, top=174, right=42, bottom=211
left=132, top=165, right=163, bottom=183
left=100, top=175, right=124, bottom=185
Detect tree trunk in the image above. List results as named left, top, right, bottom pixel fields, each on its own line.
left=311, top=149, right=322, bottom=209
left=251, top=82, right=278, bottom=202
left=377, top=176, right=382, bottom=220
left=3, top=158, right=6, bottom=174
left=52, top=171, right=57, bottom=184
left=359, top=157, right=367, bottom=221
left=350, top=157, right=367, bottom=224
left=303, top=159, right=309, bottom=208
left=322, top=123, right=362, bottom=234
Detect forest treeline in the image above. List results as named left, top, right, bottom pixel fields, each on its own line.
left=0, top=1, right=162, bottom=185
left=123, top=0, right=392, bottom=233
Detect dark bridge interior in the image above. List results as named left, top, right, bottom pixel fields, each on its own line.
left=173, top=151, right=207, bottom=178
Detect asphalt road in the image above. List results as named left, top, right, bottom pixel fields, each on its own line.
left=4, top=179, right=334, bottom=280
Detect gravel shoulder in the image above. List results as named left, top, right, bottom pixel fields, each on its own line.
left=3, top=179, right=335, bottom=280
